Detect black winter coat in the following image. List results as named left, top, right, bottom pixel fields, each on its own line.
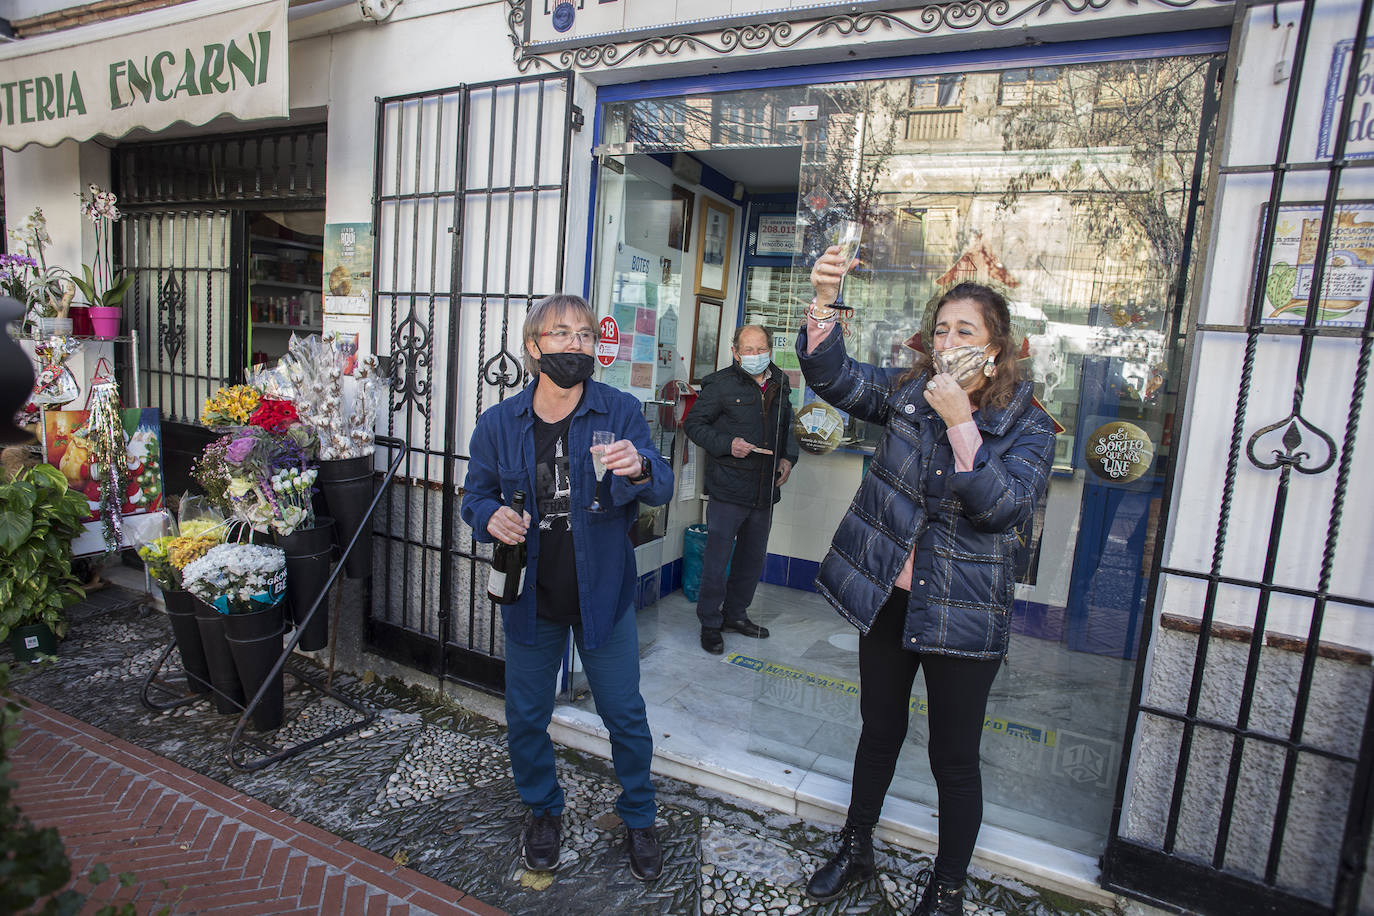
left=684, top=362, right=800, bottom=509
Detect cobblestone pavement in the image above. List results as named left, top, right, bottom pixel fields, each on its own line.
left=7, top=589, right=1121, bottom=916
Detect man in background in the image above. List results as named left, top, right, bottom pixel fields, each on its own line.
left=685, top=324, right=799, bottom=655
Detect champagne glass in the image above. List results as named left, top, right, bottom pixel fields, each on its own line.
left=588, top=430, right=614, bottom=513
left=831, top=220, right=863, bottom=304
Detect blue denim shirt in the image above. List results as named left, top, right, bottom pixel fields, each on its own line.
left=461, top=379, right=674, bottom=650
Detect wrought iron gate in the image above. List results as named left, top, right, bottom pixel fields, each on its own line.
left=367, top=72, right=577, bottom=691
left=1102, top=1, right=1374, bottom=913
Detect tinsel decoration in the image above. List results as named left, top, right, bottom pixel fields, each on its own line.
left=77, top=381, right=128, bottom=551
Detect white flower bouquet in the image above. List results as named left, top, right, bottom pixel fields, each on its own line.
left=181, top=542, right=287, bottom=614
left=266, top=333, right=386, bottom=460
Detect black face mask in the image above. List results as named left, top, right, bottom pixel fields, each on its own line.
left=538, top=350, right=595, bottom=389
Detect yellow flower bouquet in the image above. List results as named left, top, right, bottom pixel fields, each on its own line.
left=202, top=385, right=262, bottom=427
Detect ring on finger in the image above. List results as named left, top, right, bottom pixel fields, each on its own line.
left=926, top=379, right=938, bottom=391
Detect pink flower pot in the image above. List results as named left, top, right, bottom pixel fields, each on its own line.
left=88, top=306, right=121, bottom=339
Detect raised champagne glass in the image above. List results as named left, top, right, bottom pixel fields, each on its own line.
left=588, top=429, right=614, bottom=513
left=831, top=220, right=862, bottom=304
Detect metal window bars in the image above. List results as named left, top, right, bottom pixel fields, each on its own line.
left=140, top=435, right=408, bottom=771
left=365, top=72, right=574, bottom=693
left=1102, top=0, right=1374, bottom=913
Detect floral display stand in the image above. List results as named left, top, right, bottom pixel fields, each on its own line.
left=139, top=434, right=407, bottom=771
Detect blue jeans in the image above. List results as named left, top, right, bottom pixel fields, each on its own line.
left=503, top=609, right=657, bottom=828
left=695, top=498, right=773, bottom=630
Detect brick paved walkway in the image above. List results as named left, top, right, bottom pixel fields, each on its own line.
left=9, top=699, right=502, bottom=916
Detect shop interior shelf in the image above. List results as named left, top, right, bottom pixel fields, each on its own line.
left=253, top=323, right=323, bottom=332
left=251, top=279, right=321, bottom=291
left=250, top=234, right=323, bottom=252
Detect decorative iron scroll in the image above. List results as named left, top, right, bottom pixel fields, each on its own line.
left=508, top=0, right=1230, bottom=72
left=158, top=272, right=185, bottom=365
left=482, top=348, right=526, bottom=390
left=389, top=310, right=432, bottom=418
left=1245, top=413, right=1337, bottom=475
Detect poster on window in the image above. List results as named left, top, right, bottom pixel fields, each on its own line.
left=1256, top=201, right=1374, bottom=328
left=43, top=408, right=165, bottom=522
left=323, top=222, right=372, bottom=317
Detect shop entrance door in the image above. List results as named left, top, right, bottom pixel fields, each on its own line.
left=598, top=44, right=1223, bottom=861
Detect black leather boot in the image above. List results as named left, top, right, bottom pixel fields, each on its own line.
left=910, top=868, right=965, bottom=915
left=805, top=823, right=875, bottom=901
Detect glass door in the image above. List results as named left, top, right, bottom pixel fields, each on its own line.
left=736, top=53, right=1222, bottom=855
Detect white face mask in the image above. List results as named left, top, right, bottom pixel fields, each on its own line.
left=932, top=344, right=988, bottom=386
left=739, top=353, right=771, bottom=376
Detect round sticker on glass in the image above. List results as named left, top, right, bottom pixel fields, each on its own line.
left=1085, top=421, right=1154, bottom=483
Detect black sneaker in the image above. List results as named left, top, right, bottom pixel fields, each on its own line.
left=521, top=812, right=561, bottom=871
left=626, top=825, right=663, bottom=881
left=701, top=627, right=724, bottom=654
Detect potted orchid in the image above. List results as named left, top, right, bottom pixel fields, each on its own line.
left=70, top=186, right=133, bottom=339
left=4, top=208, right=72, bottom=336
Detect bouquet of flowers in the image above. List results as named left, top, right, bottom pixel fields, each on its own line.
left=202, top=385, right=263, bottom=427
left=193, top=425, right=317, bottom=535
left=268, top=333, right=386, bottom=460
left=181, top=542, right=287, bottom=614
left=134, top=500, right=230, bottom=591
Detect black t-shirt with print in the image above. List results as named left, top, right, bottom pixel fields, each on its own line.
left=533, top=409, right=582, bottom=626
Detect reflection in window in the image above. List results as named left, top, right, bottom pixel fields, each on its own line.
left=796, top=55, right=1217, bottom=457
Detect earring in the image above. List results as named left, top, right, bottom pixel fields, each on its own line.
left=983, top=356, right=996, bottom=378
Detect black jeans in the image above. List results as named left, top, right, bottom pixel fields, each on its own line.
left=846, top=589, right=1001, bottom=883
left=695, top=498, right=773, bottom=630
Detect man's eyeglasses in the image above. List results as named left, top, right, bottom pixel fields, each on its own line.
left=540, top=328, right=597, bottom=346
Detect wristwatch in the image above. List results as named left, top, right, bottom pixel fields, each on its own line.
left=629, top=453, right=652, bottom=484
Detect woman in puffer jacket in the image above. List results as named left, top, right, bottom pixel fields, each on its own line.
left=797, top=248, right=1056, bottom=915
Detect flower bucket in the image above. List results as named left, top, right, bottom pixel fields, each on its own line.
left=274, top=517, right=335, bottom=652
left=223, top=603, right=285, bottom=731
left=88, top=306, right=121, bottom=339
left=193, top=597, right=245, bottom=714
left=318, top=455, right=375, bottom=579
left=162, top=588, right=212, bottom=695
left=8, top=623, right=57, bottom=662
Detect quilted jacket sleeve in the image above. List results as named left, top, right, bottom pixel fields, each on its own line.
left=949, top=406, right=1056, bottom=533
left=794, top=323, right=895, bottom=426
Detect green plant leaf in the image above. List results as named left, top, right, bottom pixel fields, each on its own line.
left=0, top=507, right=33, bottom=555
left=23, top=465, right=68, bottom=493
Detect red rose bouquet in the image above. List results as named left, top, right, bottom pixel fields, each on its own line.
left=249, top=398, right=299, bottom=434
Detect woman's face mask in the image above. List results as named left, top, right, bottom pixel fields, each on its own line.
left=932, top=344, right=989, bottom=387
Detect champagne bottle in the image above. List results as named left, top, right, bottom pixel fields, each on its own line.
left=488, top=490, right=527, bottom=605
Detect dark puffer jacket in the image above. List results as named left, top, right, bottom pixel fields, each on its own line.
left=684, top=362, right=800, bottom=509
left=796, top=325, right=1055, bottom=660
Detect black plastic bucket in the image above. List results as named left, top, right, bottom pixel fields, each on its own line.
left=224, top=603, right=286, bottom=732
left=162, top=589, right=212, bottom=694
left=318, top=455, right=375, bottom=579
left=193, top=597, right=245, bottom=715
left=274, top=518, right=335, bottom=652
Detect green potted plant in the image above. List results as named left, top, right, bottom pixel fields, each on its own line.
left=0, top=463, right=90, bottom=661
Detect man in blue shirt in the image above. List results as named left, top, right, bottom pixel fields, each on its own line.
left=462, top=294, right=673, bottom=882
